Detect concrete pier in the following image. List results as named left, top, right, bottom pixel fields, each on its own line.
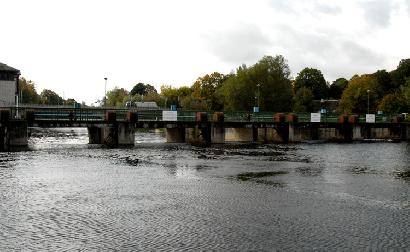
left=185, top=125, right=211, bottom=146
left=166, top=126, right=185, bottom=143
left=319, top=128, right=345, bottom=142
left=257, top=128, right=285, bottom=143
left=88, top=126, right=102, bottom=144
left=0, top=120, right=28, bottom=151
left=352, top=125, right=363, bottom=141
left=87, top=111, right=136, bottom=147
left=406, top=125, right=410, bottom=140
left=118, top=123, right=135, bottom=145
left=88, top=122, right=135, bottom=147
left=211, top=125, right=224, bottom=144
left=225, top=128, right=253, bottom=142
left=0, top=110, right=28, bottom=150
left=7, top=120, right=28, bottom=148
left=288, top=125, right=312, bottom=142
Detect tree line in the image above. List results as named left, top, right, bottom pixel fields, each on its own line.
left=18, top=78, right=84, bottom=106
left=19, top=55, right=410, bottom=114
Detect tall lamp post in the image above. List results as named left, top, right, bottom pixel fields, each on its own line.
left=257, top=83, right=261, bottom=108
left=367, top=89, right=370, bottom=114
left=104, top=77, right=107, bottom=108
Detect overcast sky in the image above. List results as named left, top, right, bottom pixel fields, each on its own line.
left=1, top=0, right=410, bottom=104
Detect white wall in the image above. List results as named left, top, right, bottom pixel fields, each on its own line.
left=0, top=80, right=16, bottom=106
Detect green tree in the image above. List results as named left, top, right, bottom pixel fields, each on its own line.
left=293, top=87, right=314, bottom=112
left=160, top=85, right=192, bottom=108
left=19, top=77, right=40, bottom=104
left=65, top=98, right=77, bottom=106
left=125, top=91, right=165, bottom=107
left=294, top=68, right=329, bottom=99
left=191, top=72, right=227, bottom=110
left=391, top=59, right=410, bottom=89
left=403, top=78, right=410, bottom=103
left=373, top=70, right=393, bottom=93
left=329, top=78, right=348, bottom=99
left=218, top=55, right=293, bottom=111
left=106, top=87, right=129, bottom=107
left=377, top=92, right=408, bottom=114
left=338, top=75, right=383, bottom=113
left=40, top=89, right=64, bottom=105
left=130, top=83, right=157, bottom=96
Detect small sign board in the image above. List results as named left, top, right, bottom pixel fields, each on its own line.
left=253, top=106, right=259, bottom=113
left=366, top=114, right=376, bottom=123
left=163, top=111, right=177, bottom=121
left=311, top=113, right=321, bottom=122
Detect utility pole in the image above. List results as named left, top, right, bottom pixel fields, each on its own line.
left=104, top=77, right=107, bottom=108
left=367, top=89, right=370, bottom=114
left=257, top=83, right=261, bottom=108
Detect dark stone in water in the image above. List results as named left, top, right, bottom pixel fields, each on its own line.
left=125, top=157, right=139, bottom=166
left=254, top=179, right=286, bottom=187
left=395, top=170, right=410, bottom=179
left=237, top=171, right=289, bottom=181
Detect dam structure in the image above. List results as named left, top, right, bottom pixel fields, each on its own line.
left=0, top=107, right=409, bottom=150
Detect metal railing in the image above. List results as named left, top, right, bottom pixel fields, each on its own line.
left=0, top=107, right=407, bottom=124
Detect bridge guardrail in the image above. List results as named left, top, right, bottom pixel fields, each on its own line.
left=2, top=107, right=407, bottom=124
left=138, top=110, right=162, bottom=121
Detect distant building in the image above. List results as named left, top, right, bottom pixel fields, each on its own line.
left=0, top=62, right=20, bottom=107
left=135, top=102, right=158, bottom=110
left=312, top=99, right=340, bottom=113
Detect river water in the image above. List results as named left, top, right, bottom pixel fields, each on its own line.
left=0, top=128, right=409, bottom=251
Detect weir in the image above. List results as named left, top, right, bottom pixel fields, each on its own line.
left=0, top=107, right=409, bottom=151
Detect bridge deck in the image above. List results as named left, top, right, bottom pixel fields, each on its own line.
left=0, top=107, right=408, bottom=126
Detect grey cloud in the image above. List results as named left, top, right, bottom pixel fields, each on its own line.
left=270, top=24, right=386, bottom=81
left=360, top=0, right=392, bottom=27
left=203, top=24, right=272, bottom=65
left=315, top=3, right=342, bottom=15
left=340, top=41, right=383, bottom=65
left=268, top=0, right=341, bottom=15
left=406, top=0, right=410, bottom=14
left=268, top=0, right=293, bottom=12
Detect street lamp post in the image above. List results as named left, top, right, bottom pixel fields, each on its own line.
left=257, top=83, right=261, bottom=108
left=104, top=77, right=107, bottom=108
left=367, top=89, right=370, bottom=114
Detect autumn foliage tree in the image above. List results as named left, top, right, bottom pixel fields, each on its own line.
left=40, top=89, right=64, bottom=105
left=189, top=72, right=227, bottom=110
left=106, top=87, right=128, bottom=107
left=19, top=77, right=40, bottom=104
left=338, top=75, right=383, bottom=113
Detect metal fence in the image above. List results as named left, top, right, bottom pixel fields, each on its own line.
left=0, top=107, right=406, bottom=124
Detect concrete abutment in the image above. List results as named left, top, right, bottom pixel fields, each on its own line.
left=0, top=120, right=28, bottom=151
left=165, top=126, right=185, bottom=143
left=87, top=122, right=135, bottom=147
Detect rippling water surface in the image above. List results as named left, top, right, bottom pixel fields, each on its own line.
left=1, top=128, right=409, bottom=250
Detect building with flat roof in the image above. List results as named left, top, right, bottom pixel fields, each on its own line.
left=0, top=62, right=20, bottom=107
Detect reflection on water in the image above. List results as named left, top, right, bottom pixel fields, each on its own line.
left=0, top=128, right=409, bottom=250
